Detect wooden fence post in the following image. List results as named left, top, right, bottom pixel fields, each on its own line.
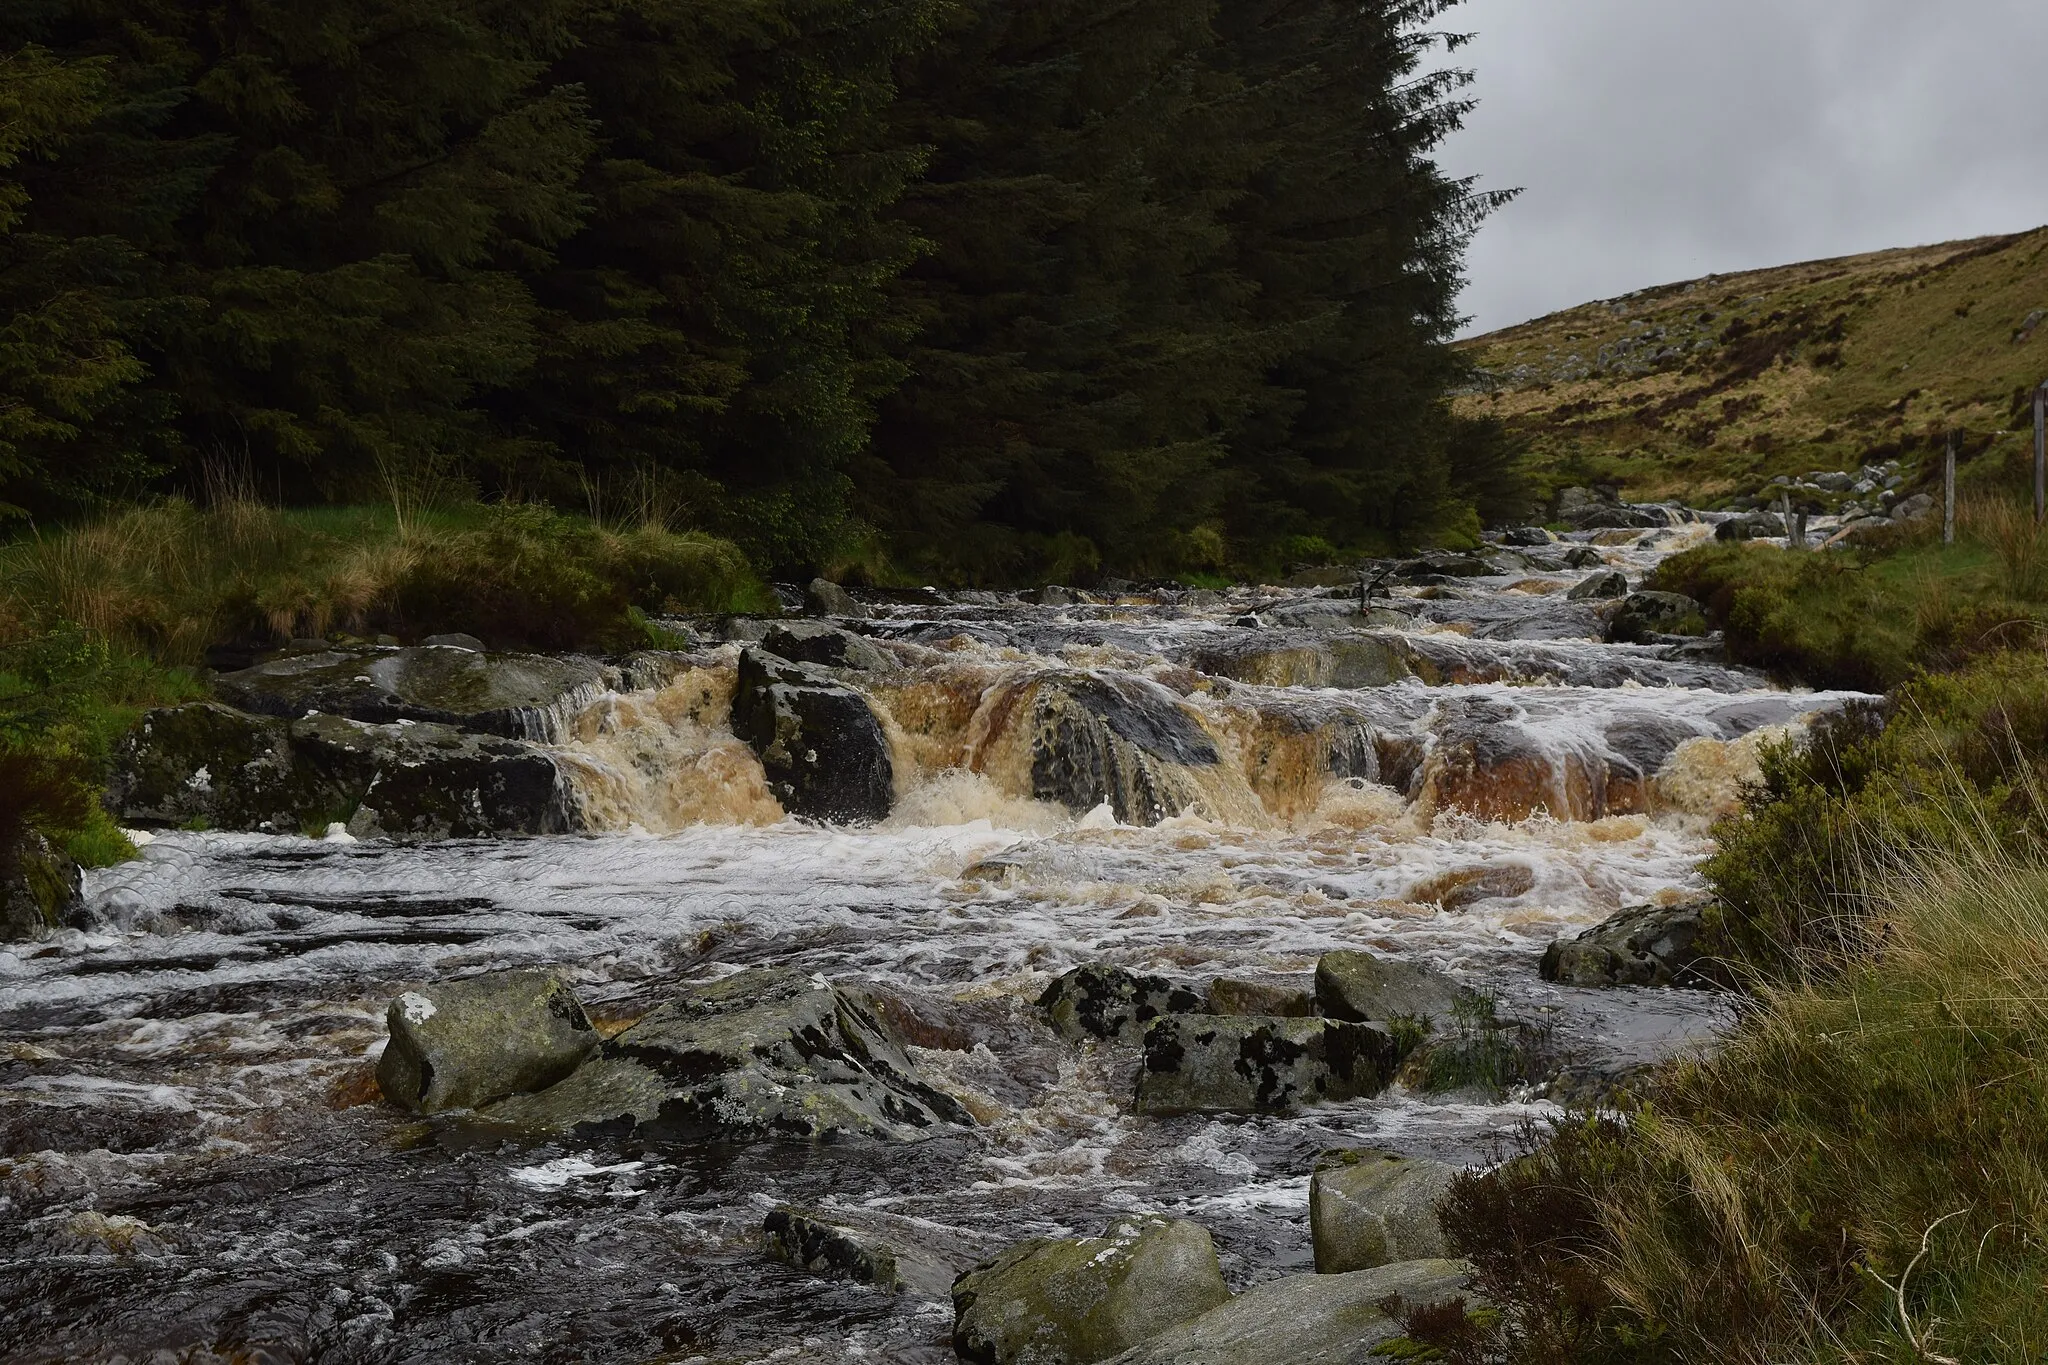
left=1944, top=430, right=1957, bottom=546
left=2035, top=382, right=2046, bottom=525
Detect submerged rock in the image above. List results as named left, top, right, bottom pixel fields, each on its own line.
left=730, top=648, right=896, bottom=824
left=1102, top=1259, right=1476, bottom=1365
left=952, top=1215, right=1230, bottom=1365
left=1133, top=1016, right=1402, bottom=1115
left=1314, top=950, right=1464, bottom=1025
left=1039, top=963, right=1205, bottom=1044
left=1540, top=898, right=1730, bottom=989
left=1309, top=1150, right=1457, bottom=1274
left=0, top=830, right=84, bottom=942
left=479, top=968, right=973, bottom=1142
left=213, top=646, right=614, bottom=742
left=764, top=1207, right=955, bottom=1295
left=376, top=969, right=598, bottom=1114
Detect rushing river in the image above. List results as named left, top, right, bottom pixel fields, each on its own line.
left=1, top=524, right=1862, bottom=1363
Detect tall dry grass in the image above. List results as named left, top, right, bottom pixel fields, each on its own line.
left=1962, top=495, right=2048, bottom=601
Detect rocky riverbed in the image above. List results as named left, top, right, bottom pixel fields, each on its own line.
left=0, top=515, right=1868, bottom=1362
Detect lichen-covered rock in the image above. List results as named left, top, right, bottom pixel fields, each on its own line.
left=1309, top=1150, right=1457, bottom=1274
left=479, top=968, right=973, bottom=1142
left=1540, top=898, right=1730, bottom=989
left=1133, top=1016, right=1402, bottom=1116
left=1606, top=592, right=1707, bottom=645
left=1102, top=1259, right=1476, bottom=1365
left=1205, top=978, right=1314, bottom=1018
left=951, top=1216, right=1230, bottom=1365
left=298, top=716, right=579, bottom=840
left=760, top=621, right=896, bottom=673
left=0, top=830, right=84, bottom=942
left=1314, top=951, right=1464, bottom=1025
left=1566, top=570, right=1628, bottom=601
left=212, top=646, right=614, bottom=742
left=763, top=1207, right=955, bottom=1295
left=1039, top=964, right=1204, bottom=1044
left=730, top=649, right=896, bottom=824
left=107, top=703, right=329, bottom=832
left=376, top=969, right=598, bottom=1114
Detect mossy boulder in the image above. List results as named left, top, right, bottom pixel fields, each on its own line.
left=0, top=830, right=84, bottom=942
left=478, top=968, right=973, bottom=1142
left=1314, top=951, right=1465, bottom=1026
left=1133, top=1016, right=1402, bottom=1116
left=730, top=649, right=896, bottom=824
left=376, top=969, right=598, bottom=1114
left=951, top=1216, right=1231, bottom=1365
left=1039, top=963, right=1205, bottom=1045
left=107, top=702, right=334, bottom=832
left=212, top=646, right=614, bottom=742
left=1102, top=1259, right=1476, bottom=1364
left=1606, top=591, right=1708, bottom=645
left=1309, top=1150, right=1457, bottom=1274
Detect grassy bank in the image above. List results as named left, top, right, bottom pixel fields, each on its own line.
left=1408, top=648, right=2048, bottom=1364
left=1649, top=504, right=2048, bottom=691
left=0, top=499, right=771, bottom=872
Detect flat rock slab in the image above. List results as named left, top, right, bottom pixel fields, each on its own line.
left=478, top=968, right=973, bottom=1142
left=763, top=1207, right=959, bottom=1296
left=1103, top=1259, right=1478, bottom=1365
left=377, top=969, right=597, bottom=1114
left=1135, top=1016, right=1402, bottom=1116
left=953, top=1216, right=1230, bottom=1365
left=213, top=646, right=613, bottom=741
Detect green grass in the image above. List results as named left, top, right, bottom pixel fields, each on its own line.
left=0, top=497, right=774, bottom=872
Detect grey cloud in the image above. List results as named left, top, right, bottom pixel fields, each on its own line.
left=1440, top=0, right=2048, bottom=335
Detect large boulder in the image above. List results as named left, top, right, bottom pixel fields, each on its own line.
left=478, top=968, right=973, bottom=1142
left=1039, top=964, right=1205, bottom=1045
left=759, top=621, right=896, bottom=673
left=1540, top=898, right=1731, bottom=989
left=951, top=1216, right=1230, bottom=1365
left=1023, top=672, right=1228, bottom=824
left=0, top=830, right=84, bottom=942
left=730, top=648, right=896, bottom=824
left=1314, top=951, right=1464, bottom=1026
left=107, top=702, right=326, bottom=832
left=376, top=969, right=598, bottom=1114
left=1133, top=1016, right=1402, bottom=1116
left=212, top=646, right=614, bottom=742
left=1606, top=591, right=1706, bottom=645
left=803, top=577, right=868, bottom=618
left=1101, top=1259, right=1477, bottom=1365
left=1310, top=1150, right=1457, bottom=1274
left=1715, top=511, right=1786, bottom=542
left=1566, top=570, right=1628, bottom=601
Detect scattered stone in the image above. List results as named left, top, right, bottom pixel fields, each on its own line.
left=1566, top=570, right=1628, bottom=601
left=764, top=1207, right=955, bottom=1295
left=1540, top=897, right=1731, bottom=989
left=759, top=621, right=897, bottom=673
left=730, top=648, right=896, bottom=824
left=1101, top=1258, right=1477, bottom=1365
left=420, top=632, right=485, bottom=651
left=1309, top=1150, right=1458, bottom=1274
left=1561, top=545, right=1606, bottom=569
left=213, top=646, right=614, bottom=742
left=804, top=578, right=868, bottom=618
left=1892, top=493, right=1936, bottom=522
left=1606, top=591, right=1706, bottom=645
left=479, top=968, right=974, bottom=1142
left=1205, top=978, right=1315, bottom=1018
left=1133, top=1015, right=1402, bottom=1115
left=1039, top=963, right=1204, bottom=1044
left=1715, top=512, right=1786, bottom=543
left=0, top=830, right=84, bottom=942
left=1314, top=950, right=1463, bottom=1025
left=376, top=969, right=598, bottom=1114
left=952, top=1216, right=1231, bottom=1365
left=1499, top=527, right=1554, bottom=547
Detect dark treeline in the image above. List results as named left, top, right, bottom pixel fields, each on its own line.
left=0, top=0, right=1517, bottom=581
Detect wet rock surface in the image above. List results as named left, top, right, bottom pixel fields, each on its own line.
left=0, top=830, right=84, bottom=942
left=478, top=967, right=974, bottom=1141
left=1542, top=897, right=1730, bottom=989
left=1103, top=1258, right=1477, bottom=1365
left=1040, top=963, right=1206, bottom=1044
left=763, top=1206, right=957, bottom=1295
left=730, top=648, right=897, bottom=824
left=1309, top=1149, right=1457, bottom=1273
left=212, top=646, right=614, bottom=742
left=375, top=969, right=597, bottom=1114
left=1315, top=951, right=1465, bottom=1025
left=1134, top=1016, right=1403, bottom=1115
left=951, top=1215, right=1231, bottom=1365
left=1607, top=591, right=1707, bottom=644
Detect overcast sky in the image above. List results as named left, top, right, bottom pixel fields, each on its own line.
left=1439, top=0, right=2048, bottom=337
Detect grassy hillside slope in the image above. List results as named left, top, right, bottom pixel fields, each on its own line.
left=1456, top=228, right=2048, bottom=504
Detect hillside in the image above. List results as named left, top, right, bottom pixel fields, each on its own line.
left=1455, top=228, right=2048, bottom=505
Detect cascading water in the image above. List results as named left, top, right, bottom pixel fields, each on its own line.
left=1, top=524, right=1867, bottom=1363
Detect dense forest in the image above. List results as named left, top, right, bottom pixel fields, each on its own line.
left=0, top=0, right=1516, bottom=582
